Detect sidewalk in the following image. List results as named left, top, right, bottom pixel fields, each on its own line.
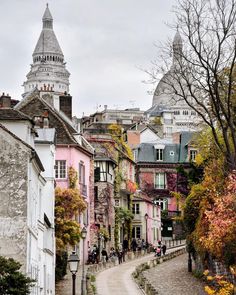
left=55, top=265, right=88, bottom=295
left=142, top=253, right=205, bottom=295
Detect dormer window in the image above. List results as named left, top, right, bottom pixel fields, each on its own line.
left=156, top=149, right=163, bottom=161
left=190, top=149, right=197, bottom=161
left=154, top=144, right=165, bottom=161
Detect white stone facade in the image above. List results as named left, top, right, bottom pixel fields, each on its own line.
left=23, top=5, right=70, bottom=110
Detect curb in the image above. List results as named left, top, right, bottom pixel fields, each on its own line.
left=132, top=247, right=186, bottom=295
left=86, top=243, right=186, bottom=295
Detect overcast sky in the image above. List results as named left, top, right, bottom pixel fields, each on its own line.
left=0, top=0, right=176, bottom=117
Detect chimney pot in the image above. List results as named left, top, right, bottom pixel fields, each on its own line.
left=0, top=93, right=11, bottom=108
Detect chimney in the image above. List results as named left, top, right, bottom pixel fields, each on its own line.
left=42, top=109, right=49, bottom=128
left=172, top=132, right=181, bottom=144
left=0, top=93, right=11, bottom=108
left=59, top=93, right=72, bottom=119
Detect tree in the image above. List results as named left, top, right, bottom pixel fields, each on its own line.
left=152, top=0, right=236, bottom=171
left=55, top=167, right=87, bottom=280
left=0, top=256, right=34, bottom=295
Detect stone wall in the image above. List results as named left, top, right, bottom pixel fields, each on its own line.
left=0, top=128, right=28, bottom=272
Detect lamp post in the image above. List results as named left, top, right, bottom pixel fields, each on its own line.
left=188, top=251, right=192, bottom=272
left=81, top=226, right=87, bottom=295
left=68, top=251, right=80, bottom=295
left=145, top=213, right=148, bottom=246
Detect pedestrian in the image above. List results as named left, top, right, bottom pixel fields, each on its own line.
left=141, top=239, right=146, bottom=250
left=131, top=238, right=137, bottom=253
left=92, top=244, right=99, bottom=263
left=117, top=248, right=123, bottom=264
left=137, top=238, right=142, bottom=251
left=122, top=237, right=128, bottom=262
left=162, top=244, right=167, bottom=255
left=101, top=248, right=108, bottom=262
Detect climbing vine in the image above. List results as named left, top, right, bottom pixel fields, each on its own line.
left=114, top=207, right=134, bottom=249
left=55, top=167, right=87, bottom=280
left=108, top=124, right=134, bottom=161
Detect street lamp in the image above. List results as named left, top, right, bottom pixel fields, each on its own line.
left=81, top=226, right=87, bottom=295
left=68, top=251, right=80, bottom=295
left=145, top=213, right=148, bottom=246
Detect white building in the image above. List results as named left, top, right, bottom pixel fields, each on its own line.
left=146, top=31, right=201, bottom=137
left=0, top=94, right=56, bottom=295
left=23, top=4, right=70, bottom=112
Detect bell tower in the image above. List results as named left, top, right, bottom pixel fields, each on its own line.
left=23, top=4, right=70, bottom=111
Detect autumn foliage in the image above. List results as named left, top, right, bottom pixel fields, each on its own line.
left=55, top=167, right=86, bottom=251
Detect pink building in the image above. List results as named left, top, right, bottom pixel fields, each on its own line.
left=16, top=90, right=94, bottom=261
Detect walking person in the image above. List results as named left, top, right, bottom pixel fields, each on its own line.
left=101, top=247, right=108, bottom=262
left=131, top=238, right=137, bottom=254
left=162, top=244, right=167, bottom=255
left=122, top=237, right=128, bottom=262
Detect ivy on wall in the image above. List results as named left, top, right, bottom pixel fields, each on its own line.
left=114, top=207, right=134, bottom=249
left=55, top=167, right=87, bottom=280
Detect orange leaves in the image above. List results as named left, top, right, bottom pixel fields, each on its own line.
left=55, top=166, right=87, bottom=251
left=126, top=180, right=137, bottom=193
left=195, top=172, right=236, bottom=264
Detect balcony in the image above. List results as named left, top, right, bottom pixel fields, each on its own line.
left=80, top=184, right=87, bottom=197
left=161, top=210, right=181, bottom=219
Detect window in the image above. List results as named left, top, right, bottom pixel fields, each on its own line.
left=190, top=150, right=197, bottom=161
left=132, top=203, right=140, bottom=214
left=183, top=110, right=189, bottom=115
left=154, top=198, right=168, bottom=210
left=191, top=111, right=196, bottom=115
left=166, top=127, right=172, bottom=135
left=55, top=160, right=66, bottom=179
left=155, top=173, right=167, bottom=189
left=94, top=161, right=113, bottom=182
left=94, top=167, right=100, bottom=182
left=156, top=149, right=163, bottom=161
left=79, top=162, right=85, bottom=184
left=132, top=226, right=141, bottom=239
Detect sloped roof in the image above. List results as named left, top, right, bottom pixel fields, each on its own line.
left=136, top=132, right=194, bottom=164
left=33, top=29, right=63, bottom=56
left=15, top=91, right=93, bottom=156
left=0, top=108, right=34, bottom=123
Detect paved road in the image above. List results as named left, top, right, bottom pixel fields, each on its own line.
left=96, top=254, right=153, bottom=295
left=96, top=247, right=186, bottom=295
left=143, top=253, right=205, bottom=295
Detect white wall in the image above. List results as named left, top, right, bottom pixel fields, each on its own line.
left=140, top=128, right=160, bottom=143
left=1, top=120, right=35, bottom=147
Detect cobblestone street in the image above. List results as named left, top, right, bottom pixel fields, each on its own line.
left=96, top=254, right=152, bottom=295
left=143, top=253, right=206, bottom=295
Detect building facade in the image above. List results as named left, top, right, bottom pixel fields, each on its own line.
left=135, top=132, right=195, bottom=239
left=0, top=95, right=56, bottom=295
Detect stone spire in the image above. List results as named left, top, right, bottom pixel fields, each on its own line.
left=23, top=4, right=70, bottom=107
left=172, top=29, right=183, bottom=67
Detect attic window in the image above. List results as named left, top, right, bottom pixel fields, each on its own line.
left=190, top=149, right=197, bottom=161
left=156, top=149, right=163, bottom=161
left=170, top=151, right=175, bottom=156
